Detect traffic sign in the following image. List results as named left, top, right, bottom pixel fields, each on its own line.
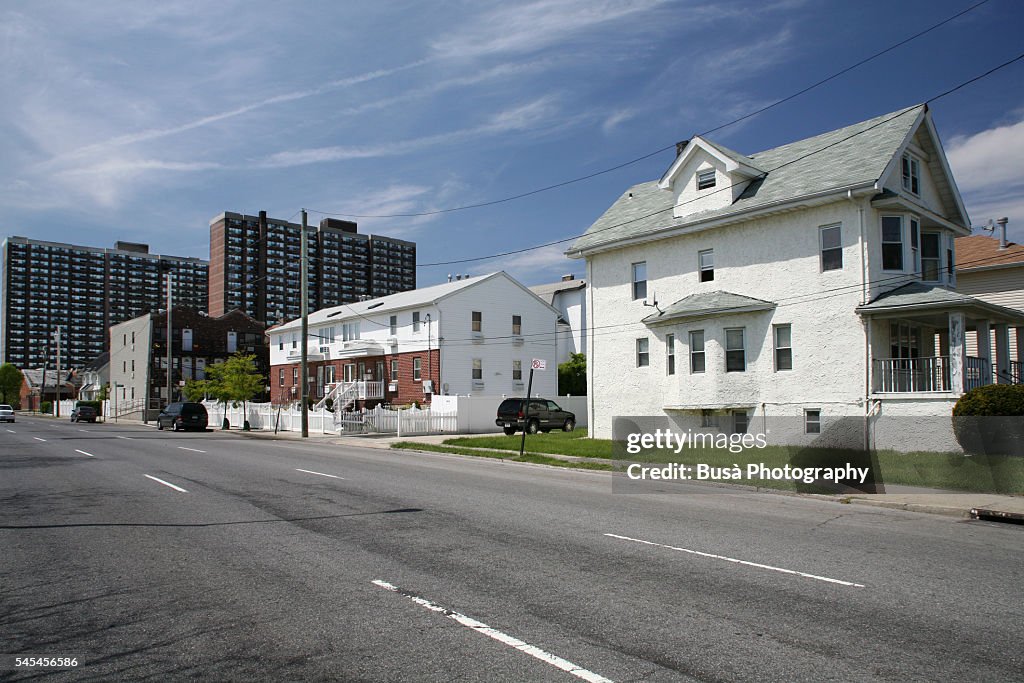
left=531, top=359, right=546, bottom=370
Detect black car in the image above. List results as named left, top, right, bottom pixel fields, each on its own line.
left=496, top=398, right=575, bottom=436
left=70, top=405, right=98, bottom=423
left=157, top=402, right=209, bottom=432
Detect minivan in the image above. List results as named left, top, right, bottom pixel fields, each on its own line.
left=156, top=402, right=209, bottom=431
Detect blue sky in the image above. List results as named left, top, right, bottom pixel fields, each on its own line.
left=2, top=0, right=1022, bottom=288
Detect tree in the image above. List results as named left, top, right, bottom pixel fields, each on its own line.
left=182, top=378, right=212, bottom=402
left=205, top=353, right=265, bottom=430
left=557, top=353, right=586, bottom=396
left=0, top=364, right=23, bottom=408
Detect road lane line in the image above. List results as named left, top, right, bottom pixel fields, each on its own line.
left=75, top=449, right=96, bottom=458
left=372, top=580, right=612, bottom=683
left=177, top=447, right=207, bottom=453
left=296, top=468, right=345, bottom=480
left=144, top=475, right=188, bottom=493
left=605, top=533, right=864, bottom=588
left=6, top=429, right=14, bottom=433
left=116, top=436, right=133, bottom=440
left=33, top=437, right=46, bottom=442
left=78, top=429, right=91, bottom=432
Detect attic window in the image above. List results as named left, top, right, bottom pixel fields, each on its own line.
left=901, top=153, right=920, bottom=196
left=697, top=169, right=716, bottom=191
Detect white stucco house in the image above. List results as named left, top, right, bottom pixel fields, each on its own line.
left=567, top=104, right=1024, bottom=450
left=529, top=275, right=587, bottom=368
left=268, top=271, right=559, bottom=408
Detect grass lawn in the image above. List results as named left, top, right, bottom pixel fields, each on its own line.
left=429, top=429, right=1024, bottom=494
left=389, top=441, right=612, bottom=471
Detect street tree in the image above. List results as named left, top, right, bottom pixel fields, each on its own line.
left=557, top=353, right=586, bottom=396
left=205, top=353, right=264, bottom=430
left=0, top=363, right=23, bottom=407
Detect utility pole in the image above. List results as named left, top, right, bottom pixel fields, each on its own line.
left=40, top=340, right=49, bottom=413
left=300, top=209, right=309, bottom=438
left=54, top=327, right=62, bottom=417
left=165, top=262, right=173, bottom=406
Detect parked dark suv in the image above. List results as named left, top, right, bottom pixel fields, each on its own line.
left=157, top=402, right=209, bottom=432
left=70, top=405, right=98, bottom=423
left=496, top=398, right=575, bottom=436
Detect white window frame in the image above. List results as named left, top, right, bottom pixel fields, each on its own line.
left=389, top=315, right=398, bottom=336
left=636, top=338, right=649, bottom=367
left=698, top=249, right=714, bottom=282
left=472, top=311, right=482, bottom=333
left=689, top=330, right=705, bottom=374
left=819, top=224, right=843, bottom=272
left=666, top=333, right=675, bottom=376
left=512, top=359, right=522, bottom=381
left=881, top=216, right=904, bottom=271
left=805, top=409, right=821, bottom=434
left=632, top=262, right=647, bottom=301
left=909, top=217, right=920, bottom=275
left=413, top=357, right=421, bottom=381
left=412, top=312, right=421, bottom=333
left=725, top=327, right=745, bottom=373
left=472, top=358, right=482, bottom=380
left=697, top=169, right=716, bottom=190
left=902, top=153, right=920, bottom=196
left=774, top=324, right=792, bottom=371
left=512, top=315, right=522, bottom=335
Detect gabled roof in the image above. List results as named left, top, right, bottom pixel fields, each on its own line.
left=529, top=278, right=587, bottom=305
left=642, top=291, right=776, bottom=325
left=658, top=135, right=764, bottom=189
left=956, top=234, right=1024, bottom=272
left=570, top=105, right=928, bottom=256
left=21, top=368, right=75, bottom=390
left=273, top=272, right=559, bottom=333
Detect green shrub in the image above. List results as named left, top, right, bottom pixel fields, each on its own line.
left=76, top=400, right=103, bottom=412
left=953, top=384, right=1024, bottom=416
left=41, top=401, right=52, bottom=414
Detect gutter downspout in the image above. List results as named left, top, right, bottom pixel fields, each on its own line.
left=850, top=189, right=872, bottom=455
left=586, top=258, right=595, bottom=437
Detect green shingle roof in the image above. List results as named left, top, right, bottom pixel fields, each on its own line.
left=570, top=105, right=924, bottom=255
left=642, top=291, right=776, bottom=325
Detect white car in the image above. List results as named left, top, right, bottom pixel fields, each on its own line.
left=0, top=404, right=15, bottom=423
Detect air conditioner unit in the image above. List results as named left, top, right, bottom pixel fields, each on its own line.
left=387, top=337, right=398, bottom=346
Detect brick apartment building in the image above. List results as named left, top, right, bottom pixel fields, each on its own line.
left=208, top=211, right=416, bottom=324
left=1, top=237, right=207, bottom=368
left=109, top=307, right=267, bottom=415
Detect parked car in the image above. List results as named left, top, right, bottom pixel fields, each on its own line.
left=0, top=404, right=15, bottom=423
left=70, top=405, right=98, bottom=423
left=496, top=398, right=575, bottom=436
left=156, top=402, right=209, bottom=432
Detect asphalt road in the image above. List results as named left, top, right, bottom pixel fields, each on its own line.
left=2, top=415, right=1022, bottom=682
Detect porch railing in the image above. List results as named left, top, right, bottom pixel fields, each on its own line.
left=965, top=356, right=992, bottom=391
left=873, top=357, right=950, bottom=393
left=1011, top=360, right=1023, bottom=385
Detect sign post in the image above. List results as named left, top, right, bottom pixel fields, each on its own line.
left=519, top=359, right=546, bottom=458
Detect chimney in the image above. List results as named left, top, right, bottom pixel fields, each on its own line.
left=997, top=217, right=1009, bottom=249
left=561, top=274, right=575, bottom=282
left=675, top=139, right=689, bottom=157
left=455, top=274, right=461, bottom=281
left=447, top=273, right=452, bottom=283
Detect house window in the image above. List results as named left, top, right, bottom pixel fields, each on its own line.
left=278, top=336, right=284, bottom=351
left=279, top=368, right=284, bottom=387
left=636, top=338, right=649, bottom=367
left=344, top=364, right=354, bottom=382
left=901, top=153, right=920, bottom=196
left=342, top=323, right=360, bottom=341
left=881, top=216, right=904, bottom=270
left=472, top=311, right=482, bottom=333
left=921, top=232, right=941, bottom=282
left=701, top=409, right=718, bottom=428
left=666, top=334, right=676, bottom=376
left=632, top=262, right=647, bottom=300
left=472, top=359, right=482, bottom=380
left=699, top=249, right=714, bottom=282
left=805, top=409, right=821, bottom=434
left=413, top=357, right=421, bottom=381
left=910, top=218, right=920, bottom=273
left=820, top=225, right=842, bottom=271
left=774, top=325, right=792, bottom=371
left=413, top=312, right=420, bottom=332
left=697, top=169, right=716, bottom=190
left=292, top=367, right=298, bottom=385
left=513, top=359, right=522, bottom=381
left=732, top=410, right=748, bottom=435
left=389, top=315, right=397, bottom=336
left=689, top=330, right=705, bottom=373
left=391, top=358, right=398, bottom=379
left=725, top=328, right=745, bottom=372
left=512, top=315, right=522, bottom=335
left=291, top=333, right=297, bottom=349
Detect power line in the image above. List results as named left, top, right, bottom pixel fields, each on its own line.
left=414, top=51, right=1024, bottom=268
left=304, top=0, right=991, bottom=221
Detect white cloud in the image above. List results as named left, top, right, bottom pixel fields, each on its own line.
left=470, top=243, right=580, bottom=285
left=602, top=108, right=638, bottom=135
left=947, top=115, right=1024, bottom=236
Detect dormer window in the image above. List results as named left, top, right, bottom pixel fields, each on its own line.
left=697, top=169, right=716, bottom=191
left=901, top=153, right=920, bottom=196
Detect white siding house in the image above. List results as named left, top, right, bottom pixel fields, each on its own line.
left=269, top=272, right=559, bottom=407
left=530, top=275, right=587, bottom=367
left=568, top=104, right=1024, bottom=450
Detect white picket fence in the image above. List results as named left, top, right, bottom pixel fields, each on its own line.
left=200, top=401, right=458, bottom=436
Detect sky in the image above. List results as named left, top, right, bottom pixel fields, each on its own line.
left=1, top=0, right=1023, bottom=288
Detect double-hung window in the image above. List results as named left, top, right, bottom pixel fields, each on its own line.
left=689, top=330, right=705, bottom=373
left=699, top=249, right=714, bottom=282
left=774, top=324, right=792, bottom=371
left=881, top=217, right=904, bottom=270
left=512, top=315, right=522, bottom=335
left=666, top=334, right=676, bottom=375
left=725, top=328, right=746, bottom=372
left=472, top=311, right=482, bottom=333
left=921, top=232, right=940, bottom=282
left=413, top=312, right=421, bottom=332
left=805, top=409, right=821, bottom=434
left=390, top=358, right=398, bottom=379
left=413, top=358, right=421, bottom=381
left=902, top=153, right=920, bottom=195
left=472, top=359, right=482, bottom=380
left=820, top=225, right=842, bottom=271
left=512, top=360, right=522, bottom=381
left=389, top=315, right=397, bottom=336
left=910, top=218, right=920, bottom=274
left=632, top=262, right=647, bottom=300
left=636, top=338, right=649, bottom=367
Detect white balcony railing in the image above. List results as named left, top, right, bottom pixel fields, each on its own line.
left=873, top=357, right=950, bottom=393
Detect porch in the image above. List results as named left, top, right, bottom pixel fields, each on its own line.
left=857, top=283, right=1024, bottom=395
